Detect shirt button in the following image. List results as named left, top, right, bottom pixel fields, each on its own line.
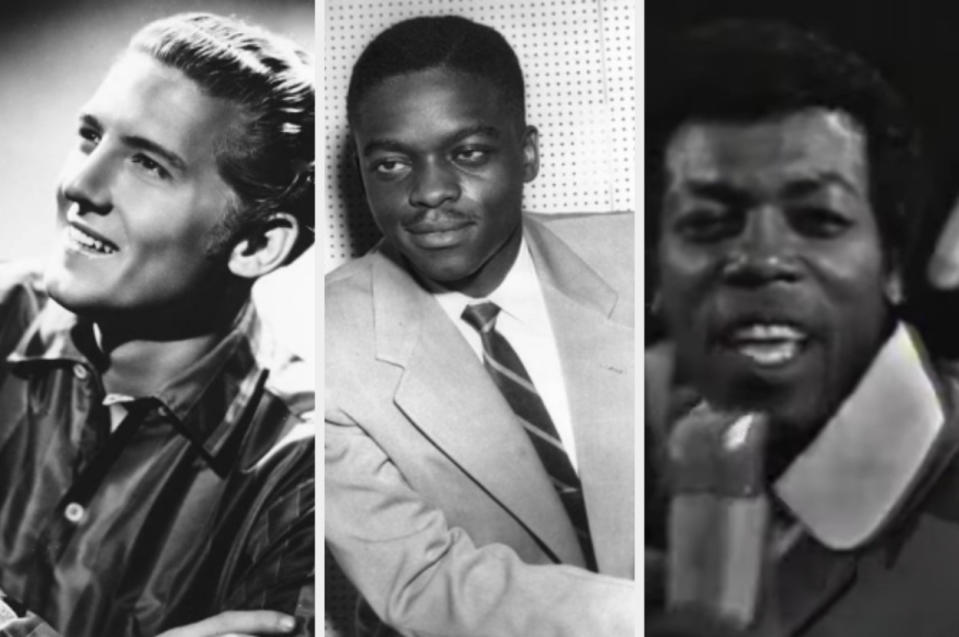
left=73, top=364, right=89, bottom=380
left=64, top=502, right=85, bottom=524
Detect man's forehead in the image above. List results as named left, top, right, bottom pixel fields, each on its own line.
left=665, top=108, right=868, bottom=192
left=84, top=52, right=245, bottom=163
left=353, top=67, right=517, bottom=137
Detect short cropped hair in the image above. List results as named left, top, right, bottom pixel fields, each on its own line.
left=647, top=19, right=922, bottom=270
left=131, top=12, right=315, bottom=263
left=346, top=15, right=526, bottom=128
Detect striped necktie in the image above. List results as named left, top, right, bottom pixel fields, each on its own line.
left=462, top=301, right=597, bottom=571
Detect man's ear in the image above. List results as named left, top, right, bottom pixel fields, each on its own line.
left=522, top=125, right=540, bottom=183
left=227, top=212, right=300, bottom=280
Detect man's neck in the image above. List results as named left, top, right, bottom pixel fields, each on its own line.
left=91, top=295, right=248, bottom=397
left=97, top=328, right=223, bottom=397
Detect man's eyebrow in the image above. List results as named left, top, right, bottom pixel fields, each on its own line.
left=779, top=172, right=863, bottom=198
left=361, top=124, right=502, bottom=157
left=681, top=181, right=753, bottom=207
left=80, top=113, right=187, bottom=172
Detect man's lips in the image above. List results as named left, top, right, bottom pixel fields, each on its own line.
left=404, top=218, right=472, bottom=234
left=720, top=322, right=810, bottom=368
left=65, top=221, right=120, bottom=255
left=404, top=216, right=474, bottom=248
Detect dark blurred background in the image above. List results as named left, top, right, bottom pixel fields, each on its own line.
left=0, top=0, right=315, bottom=358
left=647, top=0, right=959, bottom=352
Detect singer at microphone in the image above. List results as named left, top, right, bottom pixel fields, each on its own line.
left=647, top=17, right=959, bottom=637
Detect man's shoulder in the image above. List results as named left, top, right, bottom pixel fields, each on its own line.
left=526, top=211, right=634, bottom=301
left=529, top=209, right=634, bottom=233
left=325, top=251, right=379, bottom=335
left=324, top=251, right=386, bottom=373
left=325, top=250, right=379, bottom=306
left=0, top=262, right=49, bottom=358
left=527, top=210, right=634, bottom=251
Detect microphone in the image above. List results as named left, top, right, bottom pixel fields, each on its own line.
left=666, top=404, right=770, bottom=630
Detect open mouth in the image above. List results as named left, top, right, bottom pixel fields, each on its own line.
left=66, top=224, right=119, bottom=256
left=725, top=323, right=808, bottom=368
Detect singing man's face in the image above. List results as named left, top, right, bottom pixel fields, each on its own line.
left=352, top=67, right=539, bottom=298
left=657, top=108, right=893, bottom=444
left=45, top=51, right=244, bottom=316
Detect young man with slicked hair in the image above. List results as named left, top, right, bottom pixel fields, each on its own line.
left=0, top=13, right=315, bottom=637
left=326, top=15, right=636, bottom=637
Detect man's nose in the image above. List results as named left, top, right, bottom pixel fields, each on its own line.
left=409, top=160, right=461, bottom=209
left=61, top=150, right=113, bottom=216
left=722, top=208, right=801, bottom=285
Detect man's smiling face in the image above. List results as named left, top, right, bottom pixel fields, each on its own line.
left=352, top=67, right=538, bottom=298
left=658, top=108, right=893, bottom=444
left=45, top=51, right=244, bottom=316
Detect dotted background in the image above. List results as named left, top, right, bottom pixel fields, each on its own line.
left=323, top=0, right=636, bottom=272
left=323, top=2, right=636, bottom=634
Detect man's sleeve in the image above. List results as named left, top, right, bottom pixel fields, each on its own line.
left=325, top=411, right=636, bottom=637
left=220, top=421, right=316, bottom=636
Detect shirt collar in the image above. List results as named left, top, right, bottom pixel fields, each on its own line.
left=5, top=300, right=269, bottom=467
left=431, top=237, right=541, bottom=324
left=774, top=323, right=947, bottom=550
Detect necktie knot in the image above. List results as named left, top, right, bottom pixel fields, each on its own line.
left=462, top=302, right=501, bottom=334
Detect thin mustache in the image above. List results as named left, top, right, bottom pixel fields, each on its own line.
left=402, top=208, right=471, bottom=228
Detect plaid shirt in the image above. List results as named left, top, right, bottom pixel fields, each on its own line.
left=0, top=266, right=315, bottom=636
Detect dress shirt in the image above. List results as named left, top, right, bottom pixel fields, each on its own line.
left=431, top=239, right=578, bottom=469
left=0, top=266, right=315, bottom=637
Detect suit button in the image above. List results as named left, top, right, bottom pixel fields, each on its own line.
left=73, top=364, right=89, bottom=380
left=64, top=502, right=85, bottom=524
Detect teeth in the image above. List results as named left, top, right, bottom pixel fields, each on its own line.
left=737, top=341, right=801, bottom=366
left=67, top=226, right=117, bottom=255
left=729, top=323, right=806, bottom=367
left=732, top=324, right=804, bottom=340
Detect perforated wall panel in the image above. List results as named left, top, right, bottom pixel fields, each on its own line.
left=324, top=0, right=636, bottom=272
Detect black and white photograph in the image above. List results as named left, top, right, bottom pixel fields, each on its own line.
left=0, top=1, right=315, bottom=635
left=646, top=2, right=959, bottom=636
left=323, top=1, right=636, bottom=635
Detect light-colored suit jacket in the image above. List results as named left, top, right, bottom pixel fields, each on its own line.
left=325, top=212, right=636, bottom=637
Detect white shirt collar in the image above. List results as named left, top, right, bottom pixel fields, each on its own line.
left=774, top=323, right=946, bottom=550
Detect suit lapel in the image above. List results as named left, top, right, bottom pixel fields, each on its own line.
left=526, top=219, right=635, bottom=576
left=371, top=247, right=584, bottom=566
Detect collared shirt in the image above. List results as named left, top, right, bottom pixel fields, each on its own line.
left=0, top=267, right=315, bottom=637
left=431, top=239, right=578, bottom=469
left=774, top=323, right=946, bottom=549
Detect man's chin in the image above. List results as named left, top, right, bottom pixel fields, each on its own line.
left=42, top=269, right=108, bottom=317
left=408, top=254, right=477, bottom=289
